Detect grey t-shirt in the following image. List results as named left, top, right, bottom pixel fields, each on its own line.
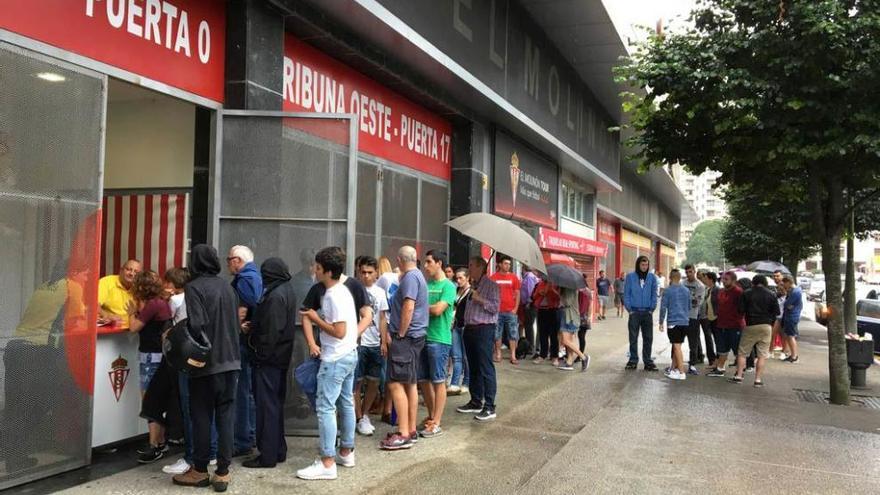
left=389, top=268, right=429, bottom=338
left=683, top=278, right=705, bottom=320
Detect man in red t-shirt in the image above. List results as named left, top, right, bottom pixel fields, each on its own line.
left=490, top=255, right=521, bottom=364
left=706, top=271, right=745, bottom=377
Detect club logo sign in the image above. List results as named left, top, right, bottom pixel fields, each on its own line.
left=493, top=131, right=558, bottom=228
left=108, top=355, right=130, bottom=402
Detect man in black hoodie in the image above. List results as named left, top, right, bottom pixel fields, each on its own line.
left=173, top=245, right=241, bottom=492
left=243, top=258, right=298, bottom=469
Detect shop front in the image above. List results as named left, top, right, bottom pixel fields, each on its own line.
left=621, top=229, right=654, bottom=275
left=597, top=218, right=621, bottom=279
left=658, top=243, right=677, bottom=276
left=537, top=227, right=608, bottom=290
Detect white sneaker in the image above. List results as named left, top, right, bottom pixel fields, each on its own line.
left=336, top=450, right=355, bottom=468
left=161, top=458, right=190, bottom=474
left=446, top=384, right=461, bottom=395
left=209, top=459, right=217, bottom=466
left=357, top=416, right=375, bottom=436
left=668, top=370, right=686, bottom=381
left=297, top=459, right=338, bottom=480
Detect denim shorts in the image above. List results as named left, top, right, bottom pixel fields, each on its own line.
left=560, top=320, right=579, bottom=334
left=139, top=352, right=163, bottom=393
left=418, top=342, right=452, bottom=384
left=715, top=328, right=742, bottom=355
left=356, top=345, right=385, bottom=381
left=783, top=321, right=799, bottom=337
left=495, top=312, right=519, bottom=341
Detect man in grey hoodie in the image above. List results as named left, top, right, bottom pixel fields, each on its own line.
left=682, top=265, right=705, bottom=374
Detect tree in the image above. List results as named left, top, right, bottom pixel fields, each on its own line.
left=616, top=0, right=880, bottom=404
left=720, top=185, right=819, bottom=269
left=684, top=219, right=727, bottom=267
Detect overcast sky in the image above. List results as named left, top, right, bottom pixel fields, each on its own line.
left=603, top=0, right=698, bottom=46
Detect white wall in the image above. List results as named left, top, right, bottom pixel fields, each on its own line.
left=104, top=89, right=195, bottom=189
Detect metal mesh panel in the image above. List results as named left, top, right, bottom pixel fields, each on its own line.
left=0, top=44, right=103, bottom=489
left=356, top=162, right=377, bottom=257
left=420, top=180, right=448, bottom=245
left=380, top=170, right=418, bottom=260
left=218, top=114, right=353, bottom=435
left=220, top=117, right=349, bottom=219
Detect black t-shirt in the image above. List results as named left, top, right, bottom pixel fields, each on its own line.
left=301, top=276, right=370, bottom=317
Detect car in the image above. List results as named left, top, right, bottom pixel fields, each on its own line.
left=855, top=298, right=880, bottom=355
left=807, top=274, right=826, bottom=302
left=797, top=273, right=813, bottom=291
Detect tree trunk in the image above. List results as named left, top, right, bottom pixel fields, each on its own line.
left=843, top=215, right=856, bottom=335
left=821, top=231, right=850, bottom=405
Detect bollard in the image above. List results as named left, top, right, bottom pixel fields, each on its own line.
left=846, top=339, right=873, bottom=389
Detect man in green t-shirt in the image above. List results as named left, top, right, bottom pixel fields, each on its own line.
left=418, top=249, right=456, bottom=438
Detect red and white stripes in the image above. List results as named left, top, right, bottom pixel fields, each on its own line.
left=101, top=192, right=189, bottom=277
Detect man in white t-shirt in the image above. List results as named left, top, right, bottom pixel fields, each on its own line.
left=354, top=256, right=389, bottom=436
left=297, top=247, right=359, bottom=481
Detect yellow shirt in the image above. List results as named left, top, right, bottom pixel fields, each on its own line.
left=16, top=280, right=67, bottom=345
left=98, top=275, right=133, bottom=329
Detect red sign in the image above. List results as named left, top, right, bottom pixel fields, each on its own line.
left=539, top=227, right=608, bottom=258
left=598, top=219, right=617, bottom=243
left=283, top=35, right=452, bottom=180
left=1, top=0, right=226, bottom=103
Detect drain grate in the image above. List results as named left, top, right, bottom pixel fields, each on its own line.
left=794, top=389, right=880, bottom=409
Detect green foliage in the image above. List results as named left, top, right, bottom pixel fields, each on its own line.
left=720, top=185, right=819, bottom=267
left=685, top=219, right=727, bottom=267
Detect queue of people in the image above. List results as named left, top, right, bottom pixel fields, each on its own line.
left=94, top=240, right=803, bottom=491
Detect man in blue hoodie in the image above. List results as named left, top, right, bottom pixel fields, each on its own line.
left=227, top=245, right=263, bottom=457
left=624, top=256, right=659, bottom=371
left=659, top=269, right=691, bottom=380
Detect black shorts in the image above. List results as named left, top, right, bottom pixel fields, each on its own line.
left=386, top=335, right=425, bottom=385
left=668, top=325, right=687, bottom=344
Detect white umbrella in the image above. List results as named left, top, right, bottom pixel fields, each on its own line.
left=445, top=213, right=547, bottom=274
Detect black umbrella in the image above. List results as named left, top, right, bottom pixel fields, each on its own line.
left=746, top=260, right=791, bottom=275
left=546, top=263, right=586, bottom=290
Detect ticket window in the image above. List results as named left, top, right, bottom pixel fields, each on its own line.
left=90, top=80, right=210, bottom=449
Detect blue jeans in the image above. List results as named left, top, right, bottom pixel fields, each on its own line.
left=234, top=342, right=257, bottom=453
left=495, top=312, right=519, bottom=344
left=627, top=310, right=654, bottom=365
left=419, top=342, right=452, bottom=384
left=316, top=350, right=358, bottom=458
left=463, top=324, right=497, bottom=410
left=178, top=373, right=217, bottom=465
left=450, top=326, right=469, bottom=387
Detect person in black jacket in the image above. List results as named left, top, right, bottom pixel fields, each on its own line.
left=729, top=274, right=779, bottom=387
left=172, top=245, right=241, bottom=492
left=243, top=258, right=298, bottom=469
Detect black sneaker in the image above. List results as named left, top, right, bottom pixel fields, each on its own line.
left=137, top=442, right=167, bottom=455
left=625, top=362, right=638, bottom=370
left=137, top=446, right=165, bottom=464
left=644, top=363, right=658, bottom=372
left=727, top=376, right=743, bottom=384
left=474, top=408, right=497, bottom=421
left=784, top=356, right=799, bottom=364
left=581, top=355, right=591, bottom=372
left=456, top=401, right=483, bottom=413
left=706, top=368, right=726, bottom=377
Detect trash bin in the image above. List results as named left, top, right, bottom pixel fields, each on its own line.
left=846, top=339, right=874, bottom=389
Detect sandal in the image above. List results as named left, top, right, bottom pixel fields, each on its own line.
left=727, top=376, right=743, bottom=384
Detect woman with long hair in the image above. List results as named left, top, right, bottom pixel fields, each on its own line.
left=448, top=268, right=471, bottom=395
left=376, top=256, right=400, bottom=298
left=127, top=270, right=172, bottom=463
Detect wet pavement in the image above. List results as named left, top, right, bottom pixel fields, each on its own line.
left=44, top=315, right=880, bottom=495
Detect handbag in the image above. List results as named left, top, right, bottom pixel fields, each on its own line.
left=294, top=357, right=320, bottom=412
left=162, top=318, right=212, bottom=372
